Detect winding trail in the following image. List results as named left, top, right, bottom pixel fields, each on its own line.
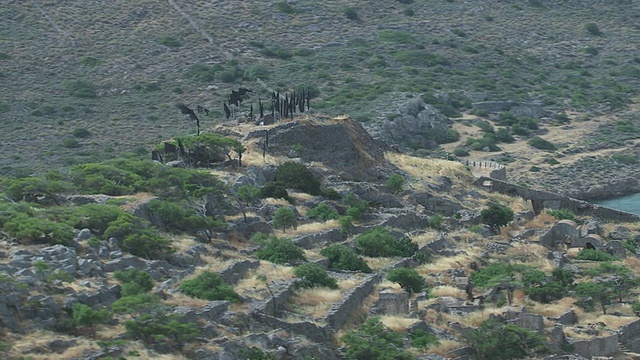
left=167, top=0, right=233, bottom=60
left=32, top=1, right=77, bottom=48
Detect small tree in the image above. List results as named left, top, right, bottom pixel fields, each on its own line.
left=255, top=236, right=306, bottom=264
left=471, top=319, right=549, bottom=360
left=385, top=174, right=405, bottom=195
left=114, top=268, right=154, bottom=296
left=341, top=318, right=413, bottom=360
left=575, top=281, right=614, bottom=314
left=481, top=202, right=514, bottom=233
left=293, top=263, right=338, bottom=289
left=387, top=268, right=425, bottom=293
left=320, top=244, right=371, bottom=273
left=72, top=303, right=111, bottom=339
left=180, top=271, right=241, bottom=302
left=355, top=227, right=418, bottom=258
left=272, top=207, right=298, bottom=233
left=307, top=203, right=339, bottom=221
left=338, top=215, right=355, bottom=235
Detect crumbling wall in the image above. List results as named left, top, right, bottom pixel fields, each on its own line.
left=476, top=177, right=639, bottom=222
left=325, top=273, right=382, bottom=330
left=572, top=334, right=618, bottom=358
left=219, top=260, right=260, bottom=285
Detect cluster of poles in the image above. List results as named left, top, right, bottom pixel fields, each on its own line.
left=222, top=88, right=312, bottom=122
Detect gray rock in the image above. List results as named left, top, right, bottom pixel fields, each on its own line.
left=75, top=228, right=93, bottom=241
left=48, top=339, right=77, bottom=354
left=605, top=240, right=627, bottom=259
left=103, top=256, right=146, bottom=272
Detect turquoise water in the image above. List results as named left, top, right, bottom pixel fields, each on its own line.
left=593, top=193, right=640, bottom=216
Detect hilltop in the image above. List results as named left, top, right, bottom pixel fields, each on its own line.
left=1, top=0, right=640, bottom=199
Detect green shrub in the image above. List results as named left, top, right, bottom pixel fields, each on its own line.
left=275, top=1, right=298, bottom=14
left=319, top=187, right=341, bottom=200
left=61, top=138, right=80, bottom=148
left=79, top=56, right=102, bottom=66
left=495, top=128, right=515, bottom=143
left=124, top=312, right=199, bottom=349
left=428, top=214, right=444, bottom=229
left=307, top=203, right=339, bottom=221
left=275, top=162, right=321, bottom=195
left=576, top=248, right=617, bottom=262
left=260, top=45, right=292, bottom=59
left=481, top=202, right=514, bottom=232
left=115, top=268, right=154, bottom=296
left=73, top=303, right=111, bottom=339
left=65, top=80, right=97, bottom=98
left=409, top=329, right=439, bottom=349
left=387, top=268, right=425, bottom=293
left=74, top=204, right=127, bottom=235
left=294, top=263, right=338, bottom=289
left=585, top=22, right=602, bottom=36
left=320, top=244, right=371, bottom=272
left=632, top=302, right=640, bottom=313
left=159, top=36, right=181, bottom=47
left=72, top=128, right=91, bottom=138
left=46, top=269, right=74, bottom=283
left=355, top=227, right=418, bottom=257
left=453, top=147, right=469, bottom=157
left=471, top=319, right=550, bottom=360
left=342, top=193, right=369, bottom=221
left=121, top=228, right=173, bottom=260
left=344, top=7, right=359, bottom=20
left=181, top=271, right=241, bottom=302
left=547, top=208, right=575, bottom=221
left=260, top=181, right=289, bottom=200
left=255, top=236, right=306, bottom=264
left=394, top=50, right=449, bottom=67
left=341, top=318, right=413, bottom=360
left=527, top=136, right=557, bottom=151
left=272, top=207, right=298, bottom=233
left=186, top=63, right=221, bottom=82
left=476, top=121, right=495, bottom=133
left=378, top=30, right=415, bottom=44
left=385, top=174, right=405, bottom=194
left=338, top=215, right=354, bottom=234
left=611, top=154, right=638, bottom=164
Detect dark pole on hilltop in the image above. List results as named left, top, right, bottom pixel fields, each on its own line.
left=306, top=88, right=311, bottom=111
left=259, top=97, right=264, bottom=119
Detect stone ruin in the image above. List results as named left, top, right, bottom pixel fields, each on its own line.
left=539, top=220, right=628, bottom=258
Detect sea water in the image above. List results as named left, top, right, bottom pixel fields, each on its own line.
left=593, top=192, right=640, bottom=216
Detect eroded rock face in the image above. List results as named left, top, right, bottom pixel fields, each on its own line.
left=367, top=96, right=455, bottom=153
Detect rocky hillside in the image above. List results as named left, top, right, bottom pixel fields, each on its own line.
left=2, top=116, right=640, bottom=359
left=2, top=0, right=640, bottom=200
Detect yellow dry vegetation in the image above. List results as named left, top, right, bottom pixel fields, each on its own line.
left=503, top=242, right=555, bottom=272
left=234, top=262, right=295, bottom=299
left=484, top=192, right=531, bottom=212
left=431, top=285, right=467, bottom=299
left=9, top=331, right=95, bottom=359
left=379, top=315, right=420, bottom=331
left=283, top=219, right=340, bottom=236
left=387, top=153, right=475, bottom=184
left=428, top=339, right=465, bottom=357
left=523, top=212, right=557, bottom=230
left=363, top=257, right=398, bottom=271
left=290, top=287, right=343, bottom=318
left=418, top=252, right=477, bottom=277
left=163, top=292, right=211, bottom=308
left=411, top=231, right=440, bottom=246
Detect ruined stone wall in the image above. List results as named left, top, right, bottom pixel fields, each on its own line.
left=219, top=260, right=260, bottom=286
left=618, top=318, right=640, bottom=346
left=572, top=334, right=619, bottom=358
left=476, top=177, right=639, bottom=223
left=462, top=160, right=506, bottom=181
left=252, top=313, right=333, bottom=343
left=325, top=273, right=382, bottom=330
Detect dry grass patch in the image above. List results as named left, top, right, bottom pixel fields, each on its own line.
left=283, top=219, right=340, bottom=236
left=9, top=331, right=95, bottom=359
left=377, top=280, right=403, bottom=292
left=234, top=262, right=295, bottom=299
left=523, top=212, right=557, bottom=230
left=504, top=242, right=555, bottom=272
left=385, top=153, right=475, bottom=190
left=363, top=257, right=397, bottom=271
left=163, top=292, right=211, bottom=308
left=411, top=231, right=440, bottom=246
left=431, top=285, right=467, bottom=299
left=418, top=252, right=477, bottom=277
left=379, top=315, right=420, bottom=331
left=290, top=287, right=343, bottom=318
left=429, top=339, right=466, bottom=357
left=170, top=234, right=200, bottom=253
left=528, top=297, right=579, bottom=318
left=452, top=307, right=513, bottom=328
